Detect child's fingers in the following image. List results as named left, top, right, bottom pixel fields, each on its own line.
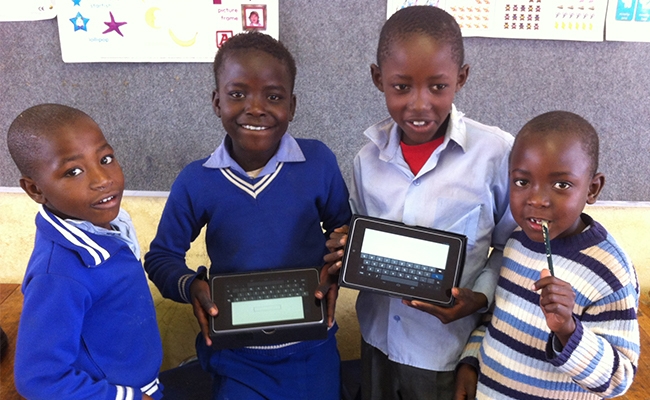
left=323, top=249, right=343, bottom=265
left=325, top=284, right=338, bottom=327
left=191, top=295, right=214, bottom=347
left=315, top=264, right=339, bottom=326
left=328, top=261, right=342, bottom=274
left=532, top=269, right=554, bottom=290
left=325, top=234, right=347, bottom=252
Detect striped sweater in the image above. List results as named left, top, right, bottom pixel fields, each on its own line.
left=460, top=214, right=640, bottom=399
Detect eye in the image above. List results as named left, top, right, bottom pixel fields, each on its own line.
left=101, top=155, right=115, bottom=165
left=65, top=167, right=83, bottom=177
left=553, top=181, right=572, bottom=190
left=229, top=91, right=244, bottom=99
left=431, top=84, right=447, bottom=91
left=393, top=84, right=409, bottom=91
left=268, top=94, right=281, bottom=101
left=513, top=178, right=528, bottom=187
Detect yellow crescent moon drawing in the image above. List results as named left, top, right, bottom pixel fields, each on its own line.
left=169, top=29, right=198, bottom=47
left=145, top=7, right=160, bottom=29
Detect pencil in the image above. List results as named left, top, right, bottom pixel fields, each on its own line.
left=540, top=220, right=555, bottom=276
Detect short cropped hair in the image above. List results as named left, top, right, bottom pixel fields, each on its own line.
left=7, top=104, right=90, bottom=177
left=516, top=111, right=600, bottom=176
left=377, top=6, right=464, bottom=68
left=213, top=31, right=297, bottom=91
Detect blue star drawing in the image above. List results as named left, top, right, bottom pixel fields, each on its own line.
left=72, top=0, right=82, bottom=5
left=103, top=12, right=127, bottom=36
left=70, top=12, right=89, bottom=31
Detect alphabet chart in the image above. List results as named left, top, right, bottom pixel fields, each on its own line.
left=56, top=0, right=279, bottom=63
left=387, top=0, right=608, bottom=41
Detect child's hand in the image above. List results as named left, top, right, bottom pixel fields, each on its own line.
left=402, top=288, right=487, bottom=324
left=454, top=363, right=478, bottom=400
left=190, top=278, right=219, bottom=347
left=533, top=269, right=577, bottom=346
left=323, top=226, right=349, bottom=274
left=142, top=394, right=154, bottom=400
left=315, top=262, right=339, bottom=327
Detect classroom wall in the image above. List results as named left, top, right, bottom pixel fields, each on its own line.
left=2, top=190, right=649, bottom=369
left=1, top=1, right=650, bottom=200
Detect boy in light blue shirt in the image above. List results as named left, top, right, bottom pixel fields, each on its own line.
left=325, top=6, right=516, bottom=399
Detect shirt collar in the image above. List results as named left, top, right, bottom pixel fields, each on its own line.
left=202, top=133, right=305, bottom=177
left=65, top=208, right=141, bottom=259
left=37, top=205, right=140, bottom=267
left=365, top=104, right=468, bottom=162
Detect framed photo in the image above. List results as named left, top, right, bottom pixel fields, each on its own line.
left=242, top=4, right=266, bottom=30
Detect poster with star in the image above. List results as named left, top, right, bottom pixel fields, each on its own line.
left=605, top=0, right=650, bottom=42
left=386, top=0, right=606, bottom=41
left=57, top=0, right=279, bottom=63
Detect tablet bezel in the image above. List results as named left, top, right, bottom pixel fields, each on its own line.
left=210, top=267, right=326, bottom=335
left=339, top=215, right=466, bottom=307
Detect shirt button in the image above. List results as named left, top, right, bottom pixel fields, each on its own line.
left=413, top=179, right=421, bottom=186
left=393, top=315, right=401, bottom=322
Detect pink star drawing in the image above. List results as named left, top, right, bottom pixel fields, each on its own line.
left=103, top=12, right=127, bottom=36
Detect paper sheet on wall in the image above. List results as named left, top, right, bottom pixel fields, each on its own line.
left=605, top=0, right=650, bottom=41
left=386, top=0, right=607, bottom=41
left=57, top=0, right=279, bottom=63
left=0, top=0, right=56, bottom=21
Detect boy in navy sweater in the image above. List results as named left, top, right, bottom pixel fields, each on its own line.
left=7, top=104, right=163, bottom=400
left=144, top=31, right=351, bottom=399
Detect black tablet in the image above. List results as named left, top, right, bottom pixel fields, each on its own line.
left=339, top=215, right=466, bottom=307
left=209, top=267, right=327, bottom=349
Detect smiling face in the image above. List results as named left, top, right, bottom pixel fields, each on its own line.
left=213, top=49, right=296, bottom=171
left=371, top=34, right=468, bottom=145
left=20, top=116, right=124, bottom=229
left=509, top=131, right=604, bottom=242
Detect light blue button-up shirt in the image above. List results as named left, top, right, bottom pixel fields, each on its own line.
left=352, top=105, right=517, bottom=371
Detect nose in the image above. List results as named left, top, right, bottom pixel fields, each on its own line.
left=409, top=89, right=433, bottom=112
left=527, top=185, right=550, bottom=208
left=245, top=95, right=266, bottom=116
left=89, top=166, right=112, bottom=190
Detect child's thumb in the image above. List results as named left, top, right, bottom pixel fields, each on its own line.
left=540, top=269, right=552, bottom=279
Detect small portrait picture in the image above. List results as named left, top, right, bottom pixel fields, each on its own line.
left=242, top=5, right=266, bottom=30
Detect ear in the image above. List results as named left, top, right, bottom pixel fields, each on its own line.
left=212, top=89, right=221, bottom=118
left=586, top=172, right=605, bottom=205
left=455, top=64, right=470, bottom=92
left=20, top=176, right=47, bottom=205
left=288, top=94, right=297, bottom=122
left=370, top=64, right=384, bottom=92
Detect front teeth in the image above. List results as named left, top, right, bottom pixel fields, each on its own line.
left=242, top=125, right=267, bottom=131
left=412, top=121, right=425, bottom=126
left=99, top=196, right=114, bottom=204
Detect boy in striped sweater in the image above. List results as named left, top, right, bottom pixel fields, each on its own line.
left=455, top=111, right=640, bottom=399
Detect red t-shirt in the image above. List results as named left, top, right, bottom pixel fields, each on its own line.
left=400, top=136, right=445, bottom=175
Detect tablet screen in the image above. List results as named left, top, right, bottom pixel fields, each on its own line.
left=232, top=296, right=304, bottom=326
left=361, top=228, right=450, bottom=271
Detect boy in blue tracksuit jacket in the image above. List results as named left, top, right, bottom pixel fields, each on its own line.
left=7, top=104, right=163, bottom=400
